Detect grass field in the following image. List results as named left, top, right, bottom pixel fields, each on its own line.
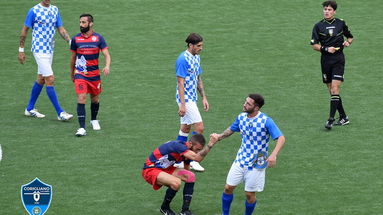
left=1, top=0, right=382, bottom=214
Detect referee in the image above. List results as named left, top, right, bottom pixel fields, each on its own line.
left=310, top=0, right=353, bottom=129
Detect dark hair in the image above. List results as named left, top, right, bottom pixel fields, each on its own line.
left=185, top=33, right=203, bottom=46
left=80, top=13, right=94, bottom=22
left=322, top=1, right=337, bottom=10
left=248, top=94, right=265, bottom=108
left=189, top=133, right=206, bottom=146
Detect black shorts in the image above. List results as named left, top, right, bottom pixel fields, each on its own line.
left=320, top=52, right=345, bottom=83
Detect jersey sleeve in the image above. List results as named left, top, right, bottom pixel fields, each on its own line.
left=229, top=116, right=240, bottom=132
left=99, top=35, right=108, bottom=50
left=70, top=36, right=77, bottom=52
left=342, top=20, right=353, bottom=39
left=24, top=8, right=35, bottom=28
left=56, top=11, right=63, bottom=28
left=310, top=24, right=320, bottom=45
left=173, top=142, right=189, bottom=154
left=176, top=57, right=188, bottom=78
left=265, top=117, right=283, bottom=140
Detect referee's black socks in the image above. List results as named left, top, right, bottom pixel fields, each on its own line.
left=337, top=96, right=347, bottom=118
left=329, top=94, right=340, bottom=119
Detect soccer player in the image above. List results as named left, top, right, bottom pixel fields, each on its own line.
left=174, top=33, right=209, bottom=172
left=70, top=14, right=111, bottom=137
left=310, top=0, right=353, bottom=129
left=142, top=134, right=218, bottom=215
left=18, top=0, right=73, bottom=121
left=212, top=94, right=285, bottom=215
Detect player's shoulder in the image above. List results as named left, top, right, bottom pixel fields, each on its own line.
left=336, top=18, right=347, bottom=25
left=50, top=4, right=59, bottom=10
left=176, top=51, right=188, bottom=62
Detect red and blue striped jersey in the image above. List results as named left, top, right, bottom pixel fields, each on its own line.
left=70, top=32, right=108, bottom=81
left=143, top=140, right=191, bottom=169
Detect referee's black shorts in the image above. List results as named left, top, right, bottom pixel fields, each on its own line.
left=320, top=52, right=345, bottom=83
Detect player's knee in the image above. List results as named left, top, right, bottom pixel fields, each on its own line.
left=194, top=123, right=204, bottom=134
left=245, top=192, right=256, bottom=203
left=224, top=184, right=235, bottom=194
left=181, top=126, right=191, bottom=133
left=177, top=170, right=195, bottom=183
left=170, top=178, right=182, bottom=190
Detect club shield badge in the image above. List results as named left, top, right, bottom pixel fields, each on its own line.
left=254, top=151, right=268, bottom=169
left=21, top=178, right=52, bottom=215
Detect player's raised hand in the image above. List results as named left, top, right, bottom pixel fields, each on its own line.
left=18, top=52, right=26, bottom=64
left=209, top=133, right=219, bottom=145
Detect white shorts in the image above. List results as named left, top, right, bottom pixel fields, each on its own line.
left=179, top=102, right=202, bottom=125
left=226, top=162, right=265, bottom=192
left=33, top=53, right=54, bottom=77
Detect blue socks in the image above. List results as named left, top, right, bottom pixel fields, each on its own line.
left=222, top=193, right=233, bottom=215
left=77, top=103, right=86, bottom=128
left=26, top=82, right=43, bottom=111
left=46, top=86, right=63, bottom=115
left=245, top=200, right=257, bottom=215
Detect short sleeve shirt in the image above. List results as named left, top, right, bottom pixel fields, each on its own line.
left=24, top=3, right=62, bottom=53
left=70, top=32, right=108, bottom=80
left=175, top=50, right=203, bottom=103
left=143, top=140, right=192, bottom=169
left=230, top=112, right=283, bottom=169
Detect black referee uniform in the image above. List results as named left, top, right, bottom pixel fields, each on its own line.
left=311, top=17, right=353, bottom=127
left=311, top=18, right=353, bottom=83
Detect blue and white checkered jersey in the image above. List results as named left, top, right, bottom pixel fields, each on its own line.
left=230, top=112, right=283, bottom=170
left=24, top=4, right=63, bottom=54
left=175, top=50, right=203, bottom=103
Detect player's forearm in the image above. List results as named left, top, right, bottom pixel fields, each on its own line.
left=197, top=76, right=206, bottom=99
left=104, top=53, right=111, bottom=68
left=177, top=78, right=186, bottom=104
left=69, top=56, right=76, bottom=74
left=195, top=144, right=214, bottom=162
left=218, top=128, right=234, bottom=141
left=58, top=27, right=71, bottom=43
left=312, top=44, right=321, bottom=52
left=19, top=26, right=29, bottom=48
left=269, top=136, right=285, bottom=158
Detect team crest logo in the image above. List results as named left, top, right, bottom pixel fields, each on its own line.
left=92, top=36, right=97, bottom=41
left=329, top=29, right=333, bottom=36
left=254, top=151, right=268, bottom=169
left=21, top=178, right=52, bottom=215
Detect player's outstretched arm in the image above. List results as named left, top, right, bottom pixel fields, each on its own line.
left=216, top=127, right=235, bottom=141
left=177, top=77, right=186, bottom=117
left=183, top=134, right=218, bottom=162
left=267, top=135, right=285, bottom=168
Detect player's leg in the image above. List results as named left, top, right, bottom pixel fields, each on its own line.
left=332, top=56, right=349, bottom=126
left=222, top=163, right=243, bottom=215
left=321, top=56, right=336, bottom=129
left=90, top=93, right=101, bottom=130
left=186, top=103, right=205, bottom=172
left=178, top=124, right=191, bottom=142
left=173, top=168, right=196, bottom=214
left=75, top=79, right=87, bottom=136
left=157, top=172, right=182, bottom=215
left=25, top=74, right=45, bottom=118
left=244, top=192, right=257, bottom=215
left=243, top=169, right=265, bottom=215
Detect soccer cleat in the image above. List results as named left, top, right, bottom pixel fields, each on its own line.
left=173, top=162, right=185, bottom=169
left=90, top=120, right=101, bottom=130
left=25, top=109, right=45, bottom=118
left=75, top=128, right=87, bottom=137
left=335, top=117, right=350, bottom=126
left=325, top=118, right=335, bottom=130
left=180, top=210, right=194, bottom=215
left=58, top=111, right=73, bottom=121
left=160, top=207, right=176, bottom=215
left=190, top=161, right=205, bottom=172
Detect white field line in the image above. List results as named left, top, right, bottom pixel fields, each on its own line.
left=0, top=144, right=2, bottom=161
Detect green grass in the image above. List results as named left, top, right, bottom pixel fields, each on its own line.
left=1, top=0, right=382, bottom=214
